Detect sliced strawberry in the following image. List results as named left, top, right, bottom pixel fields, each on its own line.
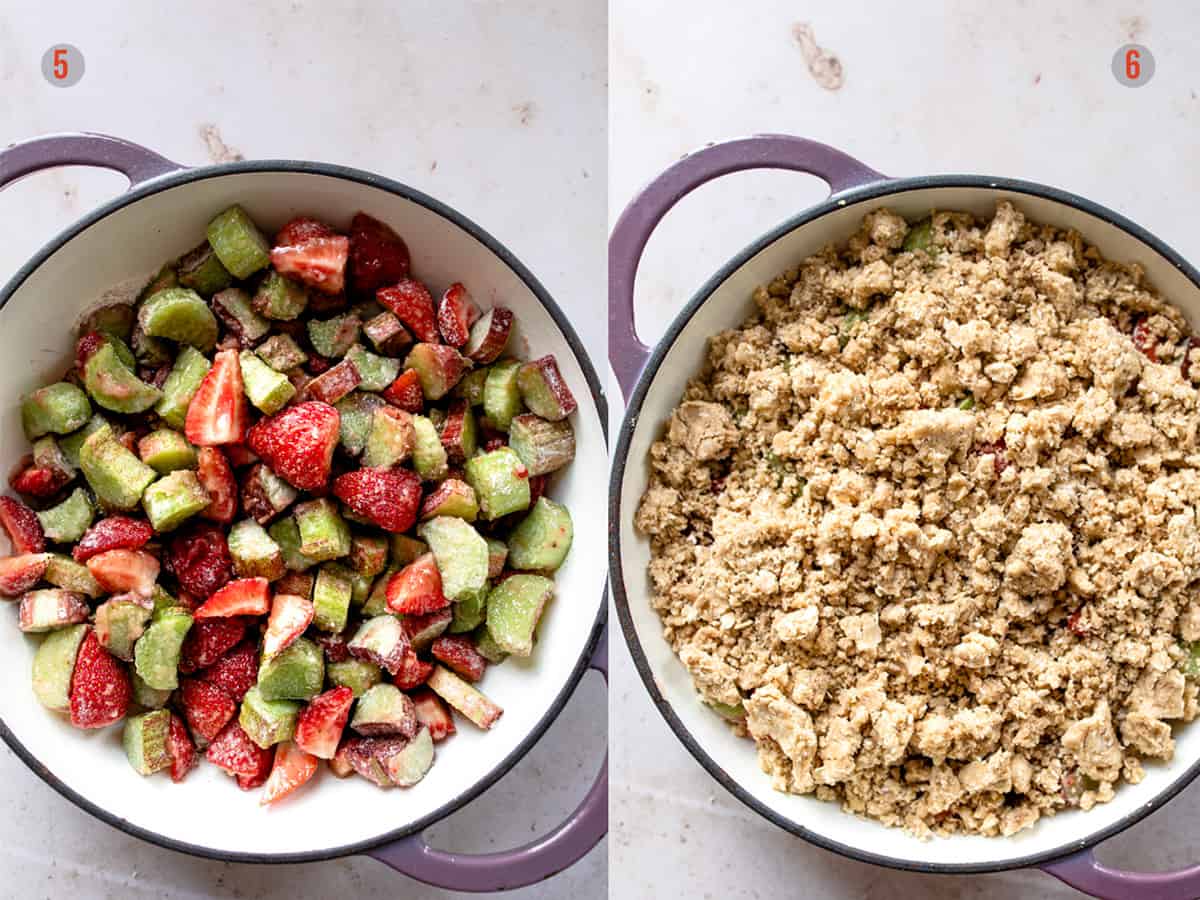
left=166, top=522, right=233, bottom=599
left=436, top=282, right=481, bottom=347
left=166, top=712, right=197, bottom=782
left=200, top=640, right=258, bottom=701
left=0, top=552, right=50, bottom=597
left=294, top=686, right=354, bottom=759
left=382, top=368, right=424, bottom=414
left=196, top=447, right=237, bottom=524
left=348, top=212, right=411, bottom=297
left=276, top=216, right=335, bottom=246
left=206, top=721, right=272, bottom=777
left=69, top=629, right=131, bottom=729
left=9, top=463, right=71, bottom=499
left=260, top=741, right=319, bottom=805
left=179, top=617, right=247, bottom=673
left=246, top=401, right=340, bottom=492
left=73, top=516, right=154, bottom=562
left=0, top=496, right=45, bottom=554
left=430, top=635, right=487, bottom=682
left=377, top=279, right=438, bottom=343
left=332, top=467, right=421, bottom=533
left=180, top=678, right=237, bottom=744
left=263, top=592, right=314, bottom=658
left=403, top=608, right=454, bottom=650
left=236, top=763, right=272, bottom=790
left=410, top=688, right=456, bottom=742
left=272, top=237, right=349, bottom=296
left=1132, top=315, right=1159, bottom=362
left=185, top=348, right=248, bottom=446
left=195, top=577, right=270, bottom=619
left=385, top=553, right=448, bottom=615
left=973, top=437, right=1010, bottom=477
left=392, top=648, right=434, bottom=690
left=86, top=549, right=159, bottom=598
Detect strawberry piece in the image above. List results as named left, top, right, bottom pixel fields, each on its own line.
left=392, top=649, right=434, bottom=690
left=377, top=279, right=438, bottom=343
left=315, top=631, right=350, bottom=663
left=294, top=686, right=354, bottom=759
left=263, top=592, right=314, bottom=658
left=382, top=369, right=424, bottom=414
left=0, top=496, right=45, bottom=554
left=272, top=237, right=349, bottom=296
left=166, top=712, right=197, bottom=782
left=237, top=766, right=271, bottom=790
left=74, top=516, right=154, bottom=562
left=348, top=212, right=410, bottom=297
left=247, top=401, right=340, bottom=492
left=436, top=282, right=481, bottom=347
left=180, top=678, right=238, bottom=744
left=185, top=348, right=248, bottom=446
left=69, top=629, right=131, bottom=729
left=410, top=688, right=456, bottom=742
left=200, top=640, right=258, bottom=701
left=386, top=553, right=448, bottom=615
left=166, top=522, right=233, bottom=599
left=225, top=444, right=259, bottom=468
left=0, top=553, right=49, bottom=597
left=86, top=549, right=160, bottom=598
left=974, top=437, right=1010, bottom=477
left=260, top=741, right=319, bottom=805
left=195, top=577, right=270, bottom=619
left=1131, top=315, right=1159, bottom=362
left=276, top=216, right=335, bottom=246
left=332, top=467, right=421, bottom=533
left=1067, top=607, right=1088, bottom=637
left=75, top=330, right=107, bottom=370
left=430, top=635, right=487, bottom=682
left=9, top=463, right=71, bottom=499
left=206, top=721, right=272, bottom=778
left=196, top=447, right=237, bottom=524
left=179, top=617, right=246, bottom=673
left=403, top=608, right=454, bottom=649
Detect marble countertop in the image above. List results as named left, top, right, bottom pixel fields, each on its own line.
left=609, top=2, right=1200, bottom=898
left=0, top=1, right=605, bottom=898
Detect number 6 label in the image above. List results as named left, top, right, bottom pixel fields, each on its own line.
left=1112, top=43, right=1155, bottom=88
left=40, top=44, right=85, bottom=87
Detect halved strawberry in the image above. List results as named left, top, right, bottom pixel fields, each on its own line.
left=430, top=635, right=487, bottom=682
left=382, top=369, right=424, bottom=414
left=332, top=467, right=421, bottom=533
left=247, top=401, right=340, bottom=492
left=260, top=741, right=319, bottom=805
left=200, top=640, right=258, bottom=701
left=377, top=279, right=438, bottom=343
left=180, top=678, right=237, bottom=744
left=195, top=577, right=270, bottom=619
left=393, top=648, right=434, bottom=690
left=294, top=686, right=354, bottom=759
left=166, top=712, right=197, bottom=782
left=385, top=553, right=448, bottom=615
left=179, top=617, right=247, bottom=673
left=86, top=549, right=159, bottom=598
left=263, top=592, right=314, bottom=658
left=348, top=212, right=411, bottom=297
left=410, top=688, right=456, bottom=742
left=436, top=282, right=481, bottom=347
left=206, top=721, right=272, bottom=778
left=166, top=522, right=233, bottom=599
left=0, top=552, right=50, bottom=597
left=402, top=608, right=453, bottom=650
left=74, top=516, right=154, bottom=562
left=196, top=447, right=237, bottom=524
left=9, top=462, right=71, bottom=499
left=69, top=629, right=131, bottom=729
left=0, top=496, right=45, bottom=554
left=271, top=232, right=349, bottom=296
left=276, top=216, right=335, bottom=246
left=185, top=348, right=248, bottom=446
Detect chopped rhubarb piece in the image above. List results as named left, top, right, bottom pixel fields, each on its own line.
left=332, top=467, right=421, bottom=533
left=516, top=355, right=577, bottom=421
left=349, top=213, right=411, bottom=297
left=185, top=348, right=248, bottom=446
left=166, top=712, right=197, bottom=782
left=263, top=592, right=315, bottom=658
left=240, top=462, right=298, bottom=525
left=430, top=635, right=487, bottom=682
left=294, top=686, right=354, bottom=758
left=351, top=683, right=417, bottom=737
left=69, top=629, right=132, bottom=729
left=348, top=615, right=410, bottom=675
left=86, top=549, right=159, bottom=598
left=74, top=516, right=154, bottom=562
left=363, top=310, right=412, bottom=356
left=382, top=368, right=425, bottom=414
left=19, top=588, right=90, bottom=633
left=410, top=688, right=456, bottom=742
left=195, top=577, right=270, bottom=618
left=180, top=677, right=238, bottom=743
left=404, top=343, right=467, bottom=401
left=260, top=741, right=319, bottom=805
left=0, top=496, right=45, bottom=553
left=377, top=279, right=438, bottom=343
left=439, top=400, right=477, bottom=465
left=200, top=640, right=258, bottom=701
left=436, top=282, right=481, bottom=347
left=206, top=721, right=272, bottom=778
left=247, top=401, right=341, bottom=492
left=463, top=307, right=513, bottom=364
left=300, top=358, right=362, bottom=405
left=0, top=552, right=50, bottom=597
left=179, top=617, right=246, bottom=673
left=166, top=522, right=233, bottom=599
left=419, top=479, right=479, bottom=522
left=386, top=553, right=449, bottom=615
left=403, top=608, right=454, bottom=651
left=427, top=665, right=502, bottom=730
left=196, top=447, right=237, bottom=523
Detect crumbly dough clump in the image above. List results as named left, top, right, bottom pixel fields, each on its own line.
left=635, top=202, right=1200, bottom=837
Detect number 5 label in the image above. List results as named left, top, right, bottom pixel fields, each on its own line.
left=40, top=44, right=85, bottom=87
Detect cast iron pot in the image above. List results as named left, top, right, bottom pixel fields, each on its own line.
left=609, top=134, right=1200, bottom=900
left=0, top=132, right=607, bottom=892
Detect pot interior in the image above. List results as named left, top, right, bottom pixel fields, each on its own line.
left=615, top=182, right=1200, bottom=869
left=0, top=168, right=606, bottom=858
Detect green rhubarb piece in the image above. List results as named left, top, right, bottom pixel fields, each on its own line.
left=149, top=584, right=186, bottom=617
left=508, top=497, right=573, bottom=571
left=903, top=218, right=934, bottom=253
left=79, top=423, right=157, bottom=510
left=384, top=726, right=434, bottom=786
left=139, top=287, right=219, bottom=352
left=295, top=498, right=351, bottom=562
left=449, top=587, right=487, bottom=634
left=256, top=637, right=324, bottom=701
left=131, top=323, right=172, bottom=365
left=421, top=479, right=478, bottom=522
left=94, top=597, right=153, bottom=661
left=473, top=625, right=509, bottom=664
left=351, top=684, right=414, bottom=735
left=276, top=571, right=315, bottom=599
left=19, top=589, right=88, bottom=633
left=453, top=367, right=489, bottom=407
left=136, top=264, right=178, bottom=303
left=326, top=658, right=381, bottom=697
left=346, top=568, right=372, bottom=606
left=138, top=428, right=197, bottom=474
left=131, top=671, right=172, bottom=709
left=418, top=516, right=488, bottom=602
left=44, top=554, right=101, bottom=597
left=31, top=624, right=88, bottom=712
left=102, top=333, right=139, bottom=370
left=83, top=342, right=162, bottom=414
left=206, top=205, right=270, bottom=278
left=133, top=609, right=193, bottom=691
left=21, top=382, right=91, bottom=440
left=483, top=360, right=524, bottom=430
left=509, top=414, right=575, bottom=476
left=411, top=415, right=449, bottom=480
left=465, top=447, right=530, bottom=519
left=390, top=535, right=427, bottom=566
left=33, top=434, right=76, bottom=478
left=123, top=709, right=172, bottom=775
left=176, top=242, right=233, bottom=297
left=238, top=350, right=296, bottom=414
left=313, top=564, right=353, bottom=633
left=363, top=406, right=414, bottom=468
left=253, top=270, right=308, bottom=320
left=243, top=463, right=298, bottom=524
left=336, top=393, right=386, bottom=457
left=361, top=569, right=392, bottom=615
left=36, top=488, right=94, bottom=543
left=154, top=345, right=211, bottom=429
left=706, top=699, right=746, bottom=720
left=269, top=517, right=319, bottom=572
left=839, top=309, right=870, bottom=350
left=256, top=333, right=308, bottom=372
left=59, top=415, right=106, bottom=468
left=486, top=574, right=554, bottom=657
left=228, top=518, right=285, bottom=580
left=345, top=344, right=399, bottom=391
left=239, top=685, right=300, bottom=748
left=308, top=314, right=361, bottom=359
left=212, top=287, right=270, bottom=343
left=142, top=469, right=209, bottom=532
left=349, top=533, right=389, bottom=577
left=485, top=537, right=508, bottom=579
left=80, top=303, right=135, bottom=341
left=363, top=310, right=411, bottom=355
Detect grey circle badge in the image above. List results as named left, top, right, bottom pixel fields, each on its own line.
left=1112, top=43, right=1154, bottom=87
left=41, top=44, right=85, bottom=87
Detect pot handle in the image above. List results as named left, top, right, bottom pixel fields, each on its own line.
left=0, top=132, right=184, bottom=192
left=608, top=134, right=888, bottom=401
left=366, top=626, right=608, bottom=892
left=1041, top=848, right=1200, bottom=899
